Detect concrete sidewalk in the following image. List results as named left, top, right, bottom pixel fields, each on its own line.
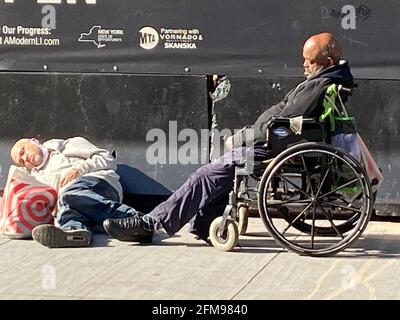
left=0, top=218, right=400, bottom=300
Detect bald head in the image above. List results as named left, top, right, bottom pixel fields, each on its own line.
left=302, top=32, right=342, bottom=78
left=11, top=138, right=45, bottom=170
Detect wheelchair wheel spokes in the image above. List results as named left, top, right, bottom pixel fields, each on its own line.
left=258, top=143, right=373, bottom=256
left=276, top=173, right=311, bottom=200
left=316, top=203, right=345, bottom=239
left=319, top=200, right=362, bottom=214
left=315, top=167, right=331, bottom=198
left=301, top=154, right=316, bottom=198
left=280, top=202, right=313, bottom=235
left=318, top=177, right=360, bottom=200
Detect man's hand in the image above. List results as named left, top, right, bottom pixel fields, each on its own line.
left=60, top=168, right=80, bottom=187
left=225, top=126, right=247, bottom=150
left=224, top=135, right=234, bottom=150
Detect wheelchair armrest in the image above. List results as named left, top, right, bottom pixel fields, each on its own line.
left=266, top=116, right=319, bottom=129
left=265, top=116, right=325, bottom=153
left=265, top=116, right=321, bottom=141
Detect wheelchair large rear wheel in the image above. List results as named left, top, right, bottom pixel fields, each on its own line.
left=278, top=206, right=360, bottom=236
left=258, top=142, right=373, bottom=256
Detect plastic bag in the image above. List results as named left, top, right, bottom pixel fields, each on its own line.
left=332, top=132, right=384, bottom=190
left=332, top=132, right=361, bottom=162
left=356, top=133, right=384, bottom=189
left=0, top=165, right=57, bottom=239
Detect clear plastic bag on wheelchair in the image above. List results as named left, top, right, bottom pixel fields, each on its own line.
left=331, top=120, right=383, bottom=193
left=332, top=134, right=361, bottom=163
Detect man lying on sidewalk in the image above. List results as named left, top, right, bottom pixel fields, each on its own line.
left=10, top=137, right=141, bottom=248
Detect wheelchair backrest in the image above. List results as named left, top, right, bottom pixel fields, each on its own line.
left=265, top=84, right=354, bottom=155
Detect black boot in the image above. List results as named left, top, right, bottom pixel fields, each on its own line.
left=103, top=215, right=153, bottom=243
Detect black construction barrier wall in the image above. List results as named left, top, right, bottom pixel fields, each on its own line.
left=0, top=0, right=399, bottom=79
left=0, top=72, right=209, bottom=192
left=0, top=73, right=399, bottom=215
left=212, top=76, right=400, bottom=216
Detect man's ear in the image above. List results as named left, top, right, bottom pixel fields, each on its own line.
left=326, top=57, right=334, bottom=66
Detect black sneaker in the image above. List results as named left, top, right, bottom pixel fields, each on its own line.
left=192, top=233, right=212, bottom=245
left=32, top=224, right=91, bottom=248
left=103, top=216, right=153, bottom=243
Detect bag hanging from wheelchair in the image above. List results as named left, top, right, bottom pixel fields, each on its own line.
left=319, top=84, right=384, bottom=188
left=319, top=84, right=361, bottom=161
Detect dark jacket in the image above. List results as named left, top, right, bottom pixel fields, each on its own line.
left=232, top=60, right=354, bottom=146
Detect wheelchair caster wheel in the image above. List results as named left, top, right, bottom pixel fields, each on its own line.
left=209, top=217, right=239, bottom=252
left=238, top=206, right=249, bottom=235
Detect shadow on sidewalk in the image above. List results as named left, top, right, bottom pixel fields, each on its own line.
left=91, top=230, right=400, bottom=258
left=237, top=234, right=400, bottom=257
left=334, top=235, right=400, bottom=259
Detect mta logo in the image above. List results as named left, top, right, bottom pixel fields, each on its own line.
left=139, top=27, right=159, bottom=50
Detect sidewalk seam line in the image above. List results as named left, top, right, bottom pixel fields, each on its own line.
left=230, top=249, right=284, bottom=300
left=0, top=239, right=11, bottom=248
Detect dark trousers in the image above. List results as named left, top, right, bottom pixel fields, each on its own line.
left=57, top=176, right=136, bottom=233
left=149, top=146, right=273, bottom=238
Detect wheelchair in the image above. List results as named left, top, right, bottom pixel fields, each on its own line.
left=208, top=86, right=374, bottom=257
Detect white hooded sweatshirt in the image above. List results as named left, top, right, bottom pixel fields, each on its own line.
left=30, top=137, right=123, bottom=201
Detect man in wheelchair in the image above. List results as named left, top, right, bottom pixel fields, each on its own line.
left=104, top=32, right=365, bottom=255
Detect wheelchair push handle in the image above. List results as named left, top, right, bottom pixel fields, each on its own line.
left=338, top=85, right=352, bottom=94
